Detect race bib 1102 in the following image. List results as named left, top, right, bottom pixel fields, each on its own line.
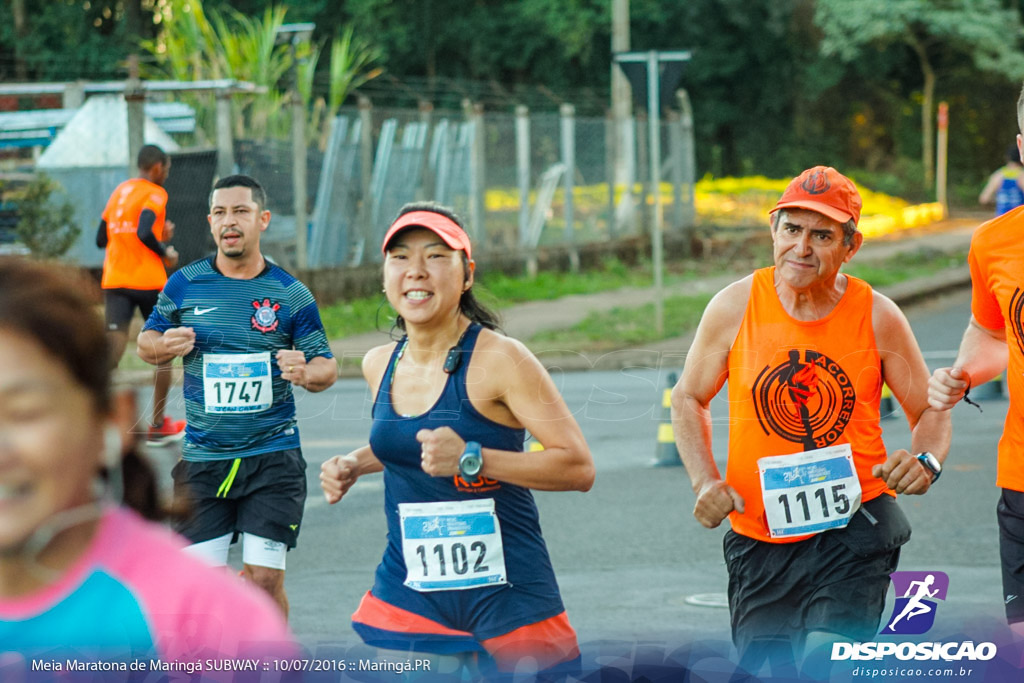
left=399, top=499, right=507, bottom=592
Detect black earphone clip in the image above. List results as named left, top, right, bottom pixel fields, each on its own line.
left=443, top=347, right=462, bottom=374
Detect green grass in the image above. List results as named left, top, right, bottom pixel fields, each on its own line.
left=307, top=247, right=969, bottom=343
left=528, top=293, right=714, bottom=352
left=315, top=257, right=671, bottom=339
left=477, top=257, right=651, bottom=302
left=526, top=246, right=969, bottom=353
left=845, top=248, right=968, bottom=288
left=319, top=296, right=395, bottom=339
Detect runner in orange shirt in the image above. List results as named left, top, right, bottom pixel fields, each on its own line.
left=929, top=87, right=1024, bottom=635
left=671, top=166, right=951, bottom=673
left=96, top=144, right=184, bottom=445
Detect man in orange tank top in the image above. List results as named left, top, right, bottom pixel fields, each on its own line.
left=671, top=166, right=951, bottom=674
left=96, top=144, right=184, bottom=446
left=929, top=85, right=1024, bottom=636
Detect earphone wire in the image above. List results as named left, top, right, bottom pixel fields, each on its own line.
left=16, top=433, right=126, bottom=582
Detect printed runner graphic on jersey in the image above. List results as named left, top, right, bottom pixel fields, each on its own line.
left=1009, top=287, right=1024, bottom=357
left=752, top=349, right=855, bottom=451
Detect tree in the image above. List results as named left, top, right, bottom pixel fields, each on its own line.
left=12, top=175, right=79, bottom=260
left=0, top=0, right=157, bottom=81
left=816, top=0, right=1024, bottom=190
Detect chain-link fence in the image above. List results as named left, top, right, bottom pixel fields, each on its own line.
left=33, top=91, right=695, bottom=272
left=230, top=99, right=696, bottom=271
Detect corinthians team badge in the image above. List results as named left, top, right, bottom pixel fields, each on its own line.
left=251, top=298, right=281, bottom=333
left=752, top=349, right=856, bottom=451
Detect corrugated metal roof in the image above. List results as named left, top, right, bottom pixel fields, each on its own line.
left=37, top=95, right=180, bottom=169
left=0, top=102, right=195, bottom=149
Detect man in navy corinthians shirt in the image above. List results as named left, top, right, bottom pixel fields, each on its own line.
left=138, top=174, right=337, bottom=616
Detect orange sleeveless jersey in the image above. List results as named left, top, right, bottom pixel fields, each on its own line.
left=969, top=206, right=1024, bottom=492
left=100, top=178, right=168, bottom=290
left=726, top=267, right=891, bottom=543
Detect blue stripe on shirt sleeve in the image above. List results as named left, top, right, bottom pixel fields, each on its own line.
left=288, top=281, right=332, bottom=359
left=142, top=271, right=185, bottom=332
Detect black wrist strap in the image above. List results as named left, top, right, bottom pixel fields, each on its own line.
left=962, top=379, right=983, bottom=413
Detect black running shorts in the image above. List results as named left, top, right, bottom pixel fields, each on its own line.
left=104, top=288, right=160, bottom=332
left=171, top=448, right=307, bottom=549
left=724, top=494, right=910, bottom=657
left=997, top=488, right=1024, bottom=623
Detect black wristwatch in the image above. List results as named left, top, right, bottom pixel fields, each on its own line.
left=917, top=451, right=942, bottom=483
left=459, top=441, right=483, bottom=481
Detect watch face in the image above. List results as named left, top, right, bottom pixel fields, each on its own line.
left=919, top=452, right=940, bottom=473
left=460, top=453, right=482, bottom=477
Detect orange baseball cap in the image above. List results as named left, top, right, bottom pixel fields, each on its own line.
left=381, top=210, right=473, bottom=260
left=771, top=166, right=862, bottom=225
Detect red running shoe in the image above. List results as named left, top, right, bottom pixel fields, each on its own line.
left=146, top=417, right=186, bottom=446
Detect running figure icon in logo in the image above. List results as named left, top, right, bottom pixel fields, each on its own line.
left=882, top=571, right=949, bottom=635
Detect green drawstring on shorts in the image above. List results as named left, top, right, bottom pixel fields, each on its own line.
left=216, top=458, right=242, bottom=497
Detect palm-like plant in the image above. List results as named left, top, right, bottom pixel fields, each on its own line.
left=140, top=1, right=381, bottom=143
left=307, top=26, right=383, bottom=148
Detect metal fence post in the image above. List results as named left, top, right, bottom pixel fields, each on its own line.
left=464, top=100, right=485, bottom=241
left=560, top=103, right=578, bottom=271
left=647, top=50, right=664, bottom=336
left=635, top=111, right=648, bottom=233
left=63, top=81, right=85, bottom=110
left=215, top=88, right=235, bottom=179
left=668, top=109, right=683, bottom=234
left=677, top=89, right=697, bottom=250
left=125, top=56, right=145, bottom=177
left=515, top=105, right=531, bottom=248
left=291, top=89, right=308, bottom=269
left=357, top=96, right=374, bottom=259
left=605, top=110, right=617, bottom=239
left=474, top=103, right=487, bottom=243
left=417, top=99, right=434, bottom=200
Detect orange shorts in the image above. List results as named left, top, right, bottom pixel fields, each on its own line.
left=351, top=591, right=580, bottom=672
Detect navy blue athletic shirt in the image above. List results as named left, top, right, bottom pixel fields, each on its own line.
left=367, top=323, right=566, bottom=639
left=143, top=257, right=333, bottom=461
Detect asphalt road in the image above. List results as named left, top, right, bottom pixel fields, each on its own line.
left=140, top=286, right=1015, bottom=672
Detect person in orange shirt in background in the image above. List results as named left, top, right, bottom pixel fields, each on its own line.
left=96, top=144, right=184, bottom=446
left=671, top=166, right=951, bottom=673
left=929, top=86, right=1024, bottom=637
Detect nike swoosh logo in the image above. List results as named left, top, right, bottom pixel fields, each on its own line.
left=1007, top=595, right=1018, bottom=604
left=194, top=307, right=218, bottom=315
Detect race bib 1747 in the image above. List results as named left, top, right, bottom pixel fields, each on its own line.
left=202, top=352, right=273, bottom=414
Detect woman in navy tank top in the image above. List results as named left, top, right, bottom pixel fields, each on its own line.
left=321, top=203, right=594, bottom=675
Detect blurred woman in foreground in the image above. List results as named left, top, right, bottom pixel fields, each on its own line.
left=0, top=257, right=296, bottom=664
